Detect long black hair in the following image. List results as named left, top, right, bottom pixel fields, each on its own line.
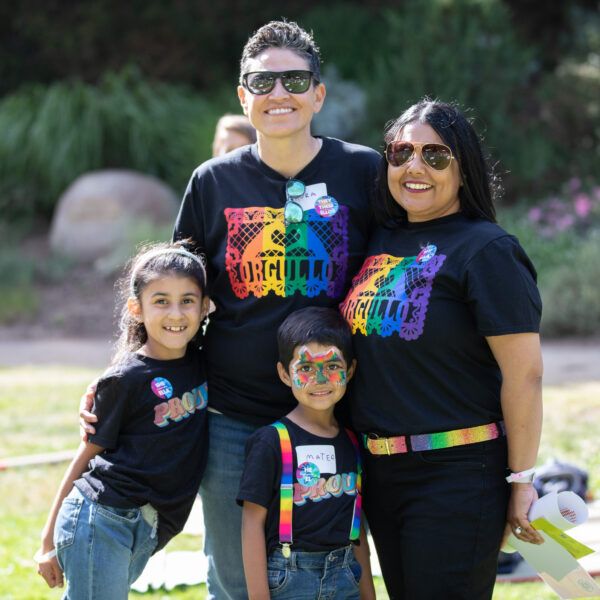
left=374, top=99, right=500, bottom=226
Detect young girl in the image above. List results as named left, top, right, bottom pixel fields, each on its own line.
left=35, top=241, right=210, bottom=599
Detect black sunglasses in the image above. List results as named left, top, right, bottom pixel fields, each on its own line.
left=385, top=141, right=454, bottom=171
left=242, top=70, right=316, bottom=95
left=284, top=179, right=306, bottom=225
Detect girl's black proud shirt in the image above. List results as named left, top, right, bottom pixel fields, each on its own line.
left=75, top=347, right=207, bottom=551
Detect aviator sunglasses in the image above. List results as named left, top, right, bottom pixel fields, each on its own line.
left=284, top=179, right=306, bottom=225
left=385, top=141, right=454, bottom=171
left=242, top=70, right=316, bottom=95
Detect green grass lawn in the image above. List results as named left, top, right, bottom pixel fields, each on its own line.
left=1, top=365, right=598, bottom=599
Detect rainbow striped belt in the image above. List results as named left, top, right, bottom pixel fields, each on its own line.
left=363, top=421, right=505, bottom=455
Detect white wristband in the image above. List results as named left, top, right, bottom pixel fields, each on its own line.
left=505, top=467, right=536, bottom=483
left=33, top=548, right=57, bottom=563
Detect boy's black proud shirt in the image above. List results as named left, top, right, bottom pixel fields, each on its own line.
left=237, top=417, right=360, bottom=554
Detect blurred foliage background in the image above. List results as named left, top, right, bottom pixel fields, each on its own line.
left=2, top=0, right=600, bottom=336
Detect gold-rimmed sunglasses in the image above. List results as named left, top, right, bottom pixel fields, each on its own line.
left=385, top=141, right=454, bottom=171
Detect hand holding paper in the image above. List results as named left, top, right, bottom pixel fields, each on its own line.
left=504, top=491, right=599, bottom=598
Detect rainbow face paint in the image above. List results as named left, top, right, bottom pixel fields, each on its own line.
left=291, top=346, right=347, bottom=389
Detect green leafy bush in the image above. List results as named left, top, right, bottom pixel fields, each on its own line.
left=499, top=180, right=600, bottom=337
left=0, top=68, right=237, bottom=225
left=538, top=229, right=600, bottom=337
left=361, top=0, right=551, bottom=180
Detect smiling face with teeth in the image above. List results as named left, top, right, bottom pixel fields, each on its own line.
left=237, top=47, right=325, bottom=144
left=129, top=275, right=209, bottom=361
left=387, top=121, right=462, bottom=223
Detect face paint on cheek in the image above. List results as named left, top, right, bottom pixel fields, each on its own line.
left=329, top=370, right=346, bottom=386
left=291, top=362, right=311, bottom=389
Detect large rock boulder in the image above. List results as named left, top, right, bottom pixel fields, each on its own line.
left=49, top=170, right=180, bottom=263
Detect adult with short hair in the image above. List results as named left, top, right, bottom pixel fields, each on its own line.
left=340, top=99, right=544, bottom=600
left=81, top=19, right=379, bottom=600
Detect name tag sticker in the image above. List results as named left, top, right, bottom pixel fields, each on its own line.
left=295, top=445, right=336, bottom=474
left=299, top=183, right=328, bottom=211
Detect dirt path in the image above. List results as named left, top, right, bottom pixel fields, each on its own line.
left=0, top=335, right=598, bottom=385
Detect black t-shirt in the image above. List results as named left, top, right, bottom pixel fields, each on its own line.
left=237, top=417, right=360, bottom=554
left=75, top=346, right=208, bottom=551
left=340, top=213, right=542, bottom=435
left=174, top=138, right=380, bottom=424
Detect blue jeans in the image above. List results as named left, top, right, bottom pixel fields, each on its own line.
left=54, top=486, right=157, bottom=600
left=267, top=545, right=361, bottom=599
left=199, top=411, right=260, bottom=600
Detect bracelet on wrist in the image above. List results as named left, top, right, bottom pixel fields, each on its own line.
left=33, top=548, right=57, bottom=563
left=505, top=467, right=536, bottom=483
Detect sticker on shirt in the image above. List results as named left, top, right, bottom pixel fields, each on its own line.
left=295, top=445, right=336, bottom=475
left=224, top=182, right=349, bottom=299
left=315, top=196, right=339, bottom=218
left=340, top=246, right=446, bottom=340
left=296, top=462, right=320, bottom=486
left=151, top=377, right=173, bottom=399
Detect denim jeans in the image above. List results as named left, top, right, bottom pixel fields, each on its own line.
left=54, top=486, right=157, bottom=600
left=199, top=410, right=260, bottom=600
left=267, top=545, right=361, bottom=599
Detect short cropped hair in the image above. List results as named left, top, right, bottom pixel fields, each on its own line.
left=277, top=306, right=354, bottom=369
left=375, top=99, right=499, bottom=225
left=240, top=20, right=321, bottom=84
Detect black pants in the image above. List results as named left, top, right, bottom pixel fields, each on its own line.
left=363, top=437, right=509, bottom=600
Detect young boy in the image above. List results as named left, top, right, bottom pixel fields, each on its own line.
left=237, top=306, right=375, bottom=599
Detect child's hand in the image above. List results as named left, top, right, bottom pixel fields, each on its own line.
left=35, top=549, right=63, bottom=588
left=79, top=380, right=98, bottom=441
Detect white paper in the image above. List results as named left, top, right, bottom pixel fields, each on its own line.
left=504, top=491, right=600, bottom=598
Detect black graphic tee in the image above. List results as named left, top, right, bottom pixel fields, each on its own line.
left=75, top=346, right=208, bottom=551
left=237, top=417, right=360, bottom=554
left=174, top=138, right=380, bottom=424
left=340, top=213, right=542, bottom=435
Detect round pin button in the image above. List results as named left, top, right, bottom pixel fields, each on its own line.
left=296, top=462, right=320, bottom=486
left=315, top=196, right=338, bottom=218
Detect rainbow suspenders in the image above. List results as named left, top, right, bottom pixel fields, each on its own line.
left=271, top=421, right=362, bottom=558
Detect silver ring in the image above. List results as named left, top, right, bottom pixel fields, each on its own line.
left=515, top=526, right=523, bottom=535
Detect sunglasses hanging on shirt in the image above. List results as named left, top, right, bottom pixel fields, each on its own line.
left=284, top=179, right=306, bottom=225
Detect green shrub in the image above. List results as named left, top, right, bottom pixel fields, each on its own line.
left=360, top=1, right=550, bottom=180
left=0, top=68, right=237, bottom=226
left=498, top=181, right=600, bottom=337
left=539, top=228, right=600, bottom=337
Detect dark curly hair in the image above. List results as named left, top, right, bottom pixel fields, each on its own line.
left=374, top=99, right=501, bottom=226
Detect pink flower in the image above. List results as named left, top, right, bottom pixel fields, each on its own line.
left=573, top=193, right=593, bottom=218
left=528, top=206, right=543, bottom=222
left=555, top=214, right=575, bottom=231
